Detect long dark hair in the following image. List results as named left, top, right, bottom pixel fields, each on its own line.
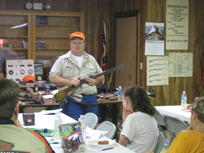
left=123, top=85, right=156, bottom=116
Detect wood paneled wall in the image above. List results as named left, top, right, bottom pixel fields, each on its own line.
left=1, top=0, right=204, bottom=106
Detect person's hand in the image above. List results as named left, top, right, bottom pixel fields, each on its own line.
left=122, top=107, right=132, bottom=122
left=69, top=77, right=80, bottom=87
left=85, top=78, right=95, bottom=86
left=143, top=149, right=154, bottom=153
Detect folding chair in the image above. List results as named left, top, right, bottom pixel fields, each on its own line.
left=84, top=112, right=98, bottom=129
left=154, top=110, right=168, bottom=137
left=154, top=110, right=171, bottom=149
left=163, top=115, right=188, bottom=145
left=96, top=121, right=116, bottom=139
left=154, top=131, right=164, bottom=153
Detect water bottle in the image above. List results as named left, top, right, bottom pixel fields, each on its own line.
left=118, top=86, right=123, bottom=101
left=79, top=115, right=86, bottom=143
left=45, top=85, right=50, bottom=95
left=54, top=113, right=63, bottom=140
left=181, top=91, right=187, bottom=107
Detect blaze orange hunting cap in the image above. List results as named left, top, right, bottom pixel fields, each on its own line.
left=70, top=32, right=85, bottom=41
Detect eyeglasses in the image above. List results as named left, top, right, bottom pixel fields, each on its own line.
left=71, top=42, right=84, bottom=46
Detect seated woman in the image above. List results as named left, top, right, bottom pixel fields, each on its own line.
left=118, top=85, right=159, bottom=153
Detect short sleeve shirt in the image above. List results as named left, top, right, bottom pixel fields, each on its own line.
left=121, top=112, right=159, bottom=153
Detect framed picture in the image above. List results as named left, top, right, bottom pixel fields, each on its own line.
left=36, top=57, right=55, bottom=67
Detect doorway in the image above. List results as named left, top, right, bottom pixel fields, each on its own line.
left=115, top=11, right=138, bottom=89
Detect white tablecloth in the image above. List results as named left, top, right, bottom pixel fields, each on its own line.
left=18, top=112, right=134, bottom=153
left=155, top=105, right=191, bottom=123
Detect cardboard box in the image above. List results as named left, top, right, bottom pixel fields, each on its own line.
left=23, top=113, right=35, bottom=125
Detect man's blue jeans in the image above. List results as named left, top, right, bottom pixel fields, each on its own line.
left=61, top=94, right=98, bottom=121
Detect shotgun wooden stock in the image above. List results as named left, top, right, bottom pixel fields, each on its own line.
left=54, top=65, right=124, bottom=102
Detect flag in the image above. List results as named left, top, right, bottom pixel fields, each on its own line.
left=100, top=22, right=108, bottom=87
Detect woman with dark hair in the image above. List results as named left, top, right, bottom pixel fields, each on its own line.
left=118, top=85, right=159, bottom=153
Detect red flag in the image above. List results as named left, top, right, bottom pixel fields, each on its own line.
left=100, top=22, right=108, bottom=87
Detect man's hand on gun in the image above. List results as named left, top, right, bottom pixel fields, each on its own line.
left=70, top=77, right=80, bottom=87
left=85, top=78, right=96, bottom=86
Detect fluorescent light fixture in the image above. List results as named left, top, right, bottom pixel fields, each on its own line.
left=11, top=23, right=27, bottom=29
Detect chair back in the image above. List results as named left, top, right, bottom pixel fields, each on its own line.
left=96, top=121, right=116, bottom=139
left=154, top=131, right=164, bottom=153
left=154, top=110, right=167, bottom=138
left=163, top=115, right=188, bottom=141
left=154, top=110, right=166, bottom=126
left=84, top=112, right=98, bottom=129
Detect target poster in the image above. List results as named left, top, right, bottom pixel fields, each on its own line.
left=6, top=59, right=34, bottom=83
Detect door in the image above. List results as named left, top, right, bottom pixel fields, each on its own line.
left=115, top=16, right=138, bottom=89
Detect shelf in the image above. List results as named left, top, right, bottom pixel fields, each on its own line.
left=0, top=36, right=28, bottom=38
left=36, top=48, right=69, bottom=50
left=0, top=10, right=84, bottom=62
left=36, top=24, right=80, bottom=27
left=36, top=36, right=70, bottom=39
left=0, top=24, right=27, bottom=26
left=11, top=48, right=27, bottom=50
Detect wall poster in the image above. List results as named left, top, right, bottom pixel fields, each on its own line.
left=145, top=22, right=164, bottom=55
left=147, top=56, right=169, bottom=86
left=166, top=0, right=189, bottom=50
left=169, top=52, right=193, bottom=77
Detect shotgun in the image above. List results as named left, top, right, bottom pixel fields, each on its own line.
left=54, top=64, right=124, bottom=102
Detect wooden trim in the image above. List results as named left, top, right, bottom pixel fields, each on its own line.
left=80, top=13, right=84, bottom=33
left=137, top=13, right=141, bottom=86
left=114, top=10, right=139, bottom=18
left=32, top=12, right=36, bottom=62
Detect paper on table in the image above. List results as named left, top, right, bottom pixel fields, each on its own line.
left=36, top=108, right=62, bottom=115
left=86, top=128, right=107, bottom=140
left=42, top=95, right=54, bottom=99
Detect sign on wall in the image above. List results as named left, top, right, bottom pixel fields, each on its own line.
left=166, top=0, right=189, bottom=50
left=147, top=56, right=169, bottom=86
left=169, top=52, right=193, bottom=77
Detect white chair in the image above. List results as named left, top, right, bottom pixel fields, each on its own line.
left=154, top=110, right=167, bottom=137
left=154, top=110, right=172, bottom=149
left=154, top=131, right=164, bottom=153
left=96, top=121, right=116, bottom=139
left=163, top=115, right=188, bottom=145
left=84, top=112, right=98, bottom=129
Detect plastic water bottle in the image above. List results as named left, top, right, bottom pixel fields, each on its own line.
left=45, top=85, right=50, bottom=95
left=181, top=91, right=187, bottom=107
left=54, top=113, right=63, bottom=140
left=118, top=86, right=123, bottom=101
left=79, top=115, right=86, bottom=143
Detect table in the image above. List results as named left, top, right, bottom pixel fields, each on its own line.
left=19, top=100, right=122, bottom=128
left=98, top=100, right=122, bottom=128
left=18, top=113, right=134, bottom=153
left=155, top=105, right=191, bottom=123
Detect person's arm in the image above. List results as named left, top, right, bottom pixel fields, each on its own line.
left=118, top=107, right=131, bottom=146
left=143, top=149, right=154, bottom=153
left=118, top=134, right=130, bottom=147
left=85, top=75, right=103, bottom=86
left=122, top=107, right=131, bottom=124
left=50, top=76, right=80, bottom=87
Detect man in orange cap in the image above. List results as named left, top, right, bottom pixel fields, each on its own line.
left=49, top=31, right=103, bottom=120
